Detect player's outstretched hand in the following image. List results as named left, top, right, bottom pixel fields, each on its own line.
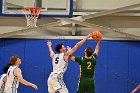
left=88, top=33, right=92, bottom=38
left=47, top=40, right=52, bottom=47
left=31, top=83, right=38, bottom=90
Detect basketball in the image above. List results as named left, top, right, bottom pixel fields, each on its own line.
left=92, top=31, right=102, bottom=40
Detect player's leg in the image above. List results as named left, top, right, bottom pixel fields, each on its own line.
left=12, top=87, right=17, bottom=93
left=4, top=87, right=11, bottom=93
left=77, top=77, right=86, bottom=93
left=0, top=87, right=4, bottom=93
left=48, top=84, right=55, bottom=93
left=55, top=79, right=68, bottom=93
left=48, top=77, right=55, bottom=93
left=4, top=86, right=17, bottom=93
left=87, top=78, right=95, bottom=93
left=0, top=83, right=5, bottom=93
left=57, top=85, right=68, bottom=93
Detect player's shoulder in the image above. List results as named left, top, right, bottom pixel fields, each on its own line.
left=14, top=67, right=21, bottom=76
left=78, top=56, right=84, bottom=61
left=14, top=67, right=21, bottom=72
left=15, top=67, right=20, bottom=70
left=60, top=53, right=65, bottom=56
left=92, top=53, right=97, bottom=58
left=92, top=53, right=96, bottom=56
left=2, top=74, right=7, bottom=76
left=0, top=74, right=6, bottom=80
left=0, top=74, right=6, bottom=77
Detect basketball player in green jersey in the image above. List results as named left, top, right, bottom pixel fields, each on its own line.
left=69, top=40, right=101, bottom=93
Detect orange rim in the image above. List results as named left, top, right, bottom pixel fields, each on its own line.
left=22, top=7, right=41, bottom=16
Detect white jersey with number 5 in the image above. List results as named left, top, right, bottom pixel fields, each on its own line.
left=52, top=53, right=68, bottom=75
left=48, top=53, right=69, bottom=93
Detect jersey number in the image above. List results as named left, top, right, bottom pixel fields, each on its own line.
left=87, top=62, right=92, bottom=69
left=55, top=57, right=59, bottom=64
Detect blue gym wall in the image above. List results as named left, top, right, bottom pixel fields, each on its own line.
left=0, top=39, right=140, bottom=93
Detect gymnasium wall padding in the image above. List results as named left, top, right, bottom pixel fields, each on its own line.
left=0, top=39, right=140, bottom=93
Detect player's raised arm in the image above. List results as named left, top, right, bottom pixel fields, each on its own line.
left=14, top=68, right=38, bottom=90
left=47, top=40, right=55, bottom=59
left=131, top=84, right=140, bottom=93
left=94, top=40, right=101, bottom=56
left=66, top=33, right=92, bottom=56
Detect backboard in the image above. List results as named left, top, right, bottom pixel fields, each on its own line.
left=1, top=0, right=73, bottom=17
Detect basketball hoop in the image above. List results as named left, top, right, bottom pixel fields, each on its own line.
left=22, top=7, right=41, bottom=27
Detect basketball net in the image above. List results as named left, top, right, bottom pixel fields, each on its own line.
left=22, top=7, right=41, bottom=27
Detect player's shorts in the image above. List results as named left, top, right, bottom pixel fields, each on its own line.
left=4, top=86, right=17, bottom=93
left=48, top=73, right=68, bottom=93
left=0, top=85, right=4, bottom=93
left=0, top=90, right=4, bottom=93
left=77, top=76, right=95, bottom=93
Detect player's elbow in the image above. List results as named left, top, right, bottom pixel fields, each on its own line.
left=19, top=79, right=28, bottom=86
left=19, top=78, right=25, bottom=84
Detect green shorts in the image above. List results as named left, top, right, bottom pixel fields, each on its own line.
left=77, top=76, right=95, bottom=93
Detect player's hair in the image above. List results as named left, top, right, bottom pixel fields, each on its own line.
left=55, top=43, right=63, bottom=53
left=3, top=63, right=12, bottom=73
left=85, top=46, right=93, bottom=57
left=10, top=55, right=19, bottom=65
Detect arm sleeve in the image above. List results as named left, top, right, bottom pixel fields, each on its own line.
left=75, top=57, right=82, bottom=65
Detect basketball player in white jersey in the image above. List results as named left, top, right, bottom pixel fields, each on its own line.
left=0, top=63, right=11, bottom=93
left=4, top=55, right=38, bottom=93
left=47, top=34, right=92, bottom=93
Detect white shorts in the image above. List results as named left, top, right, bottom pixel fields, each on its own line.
left=4, top=86, right=17, bottom=93
left=47, top=73, right=68, bottom=93
left=0, top=90, right=4, bottom=93
left=0, top=88, right=4, bottom=93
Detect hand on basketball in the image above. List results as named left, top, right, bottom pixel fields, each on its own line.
left=47, top=40, right=52, bottom=47
left=91, top=31, right=102, bottom=41
left=31, top=83, right=38, bottom=90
